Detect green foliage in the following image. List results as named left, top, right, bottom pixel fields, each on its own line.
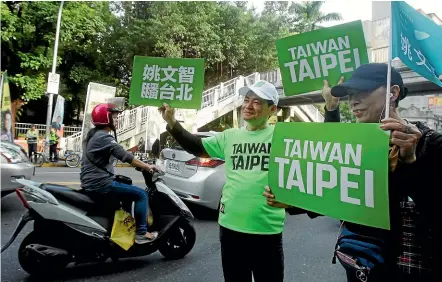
left=290, top=1, right=342, bottom=32
left=314, top=102, right=356, bottom=123
left=8, top=73, right=46, bottom=102
left=339, top=101, right=357, bottom=123
left=1, top=0, right=342, bottom=124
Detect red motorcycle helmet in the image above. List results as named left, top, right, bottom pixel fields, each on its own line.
left=91, top=103, right=123, bottom=126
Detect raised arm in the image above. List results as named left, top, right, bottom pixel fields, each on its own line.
left=322, top=78, right=344, bottom=123
left=166, top=122, right=209, bottom=158
left=161, top=104, right=209, bottom=158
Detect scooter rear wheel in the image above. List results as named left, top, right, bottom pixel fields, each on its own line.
left=18, top=232, right=70, bottom=276
left=159, top=219, right=196, bottom=260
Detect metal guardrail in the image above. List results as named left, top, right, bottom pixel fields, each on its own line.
left=141, top=106, right=149, bottom=124
left=65, top=131, right=82, bottom=152
left=116, top=108, right=137, bottom=136
left=15, top=123, right=81, bottom=138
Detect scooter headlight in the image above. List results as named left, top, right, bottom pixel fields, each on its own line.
left=169, top=193, right=192, bottom=215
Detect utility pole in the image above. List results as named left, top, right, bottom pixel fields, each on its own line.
left=45, top=1, right=64, bottom=150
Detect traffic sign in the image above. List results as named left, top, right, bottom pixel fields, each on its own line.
left=46, top=73, right=60, bottom=95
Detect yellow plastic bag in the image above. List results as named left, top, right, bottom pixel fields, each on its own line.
left=147, top=202, right=154, bottom=226
left=110, top=209, right=136, bottom=251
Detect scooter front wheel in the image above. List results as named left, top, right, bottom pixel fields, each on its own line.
left=18, top=232, right=70, bottom=276
left=159, top=219, right=196, bottom=260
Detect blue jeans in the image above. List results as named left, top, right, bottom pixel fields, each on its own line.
left=93, top=181, right=148, bottom=235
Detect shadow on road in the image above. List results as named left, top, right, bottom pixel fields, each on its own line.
left=186, top=202, right=219, bottom=221
left=20, top=259, right=151, bottom=282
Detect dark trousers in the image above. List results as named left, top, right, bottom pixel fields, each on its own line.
left=49, top=144, right=58, bottom=161
left=28, top=143, right=37, bottom=159
left=219, top=226, right=284, bottom=282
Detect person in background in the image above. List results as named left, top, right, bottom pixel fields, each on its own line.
left=264, top=63, right=441, bottom=282
left=151, top=138, right=160, bottom=159
left=48, top=127, right=60, bottom=162
left=1, top=109, right=13, bottom=142
left=26, top=124, right=39, bottom=161
left=165, top=136, right=173, bottom=148
left=160, top=80, right=287, bottom=282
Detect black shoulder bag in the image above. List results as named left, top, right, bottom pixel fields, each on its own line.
left=85, top=152, right=133, bottom=185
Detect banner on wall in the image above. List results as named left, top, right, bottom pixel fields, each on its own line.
left=52, top=95, right=65, bottom=137
left=428, top=96, right=442, bottom=109
left=1, top=71, right=13, bottom=142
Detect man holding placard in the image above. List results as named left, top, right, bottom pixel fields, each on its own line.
left=160, top=80, right=287, bottom=282
left=265, top=63, right=442, bottom=281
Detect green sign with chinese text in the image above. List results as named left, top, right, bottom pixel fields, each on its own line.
left=129, top=56, right=205, bottom=109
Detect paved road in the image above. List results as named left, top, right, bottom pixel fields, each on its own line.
left=1, top=167, right=346, bottom=282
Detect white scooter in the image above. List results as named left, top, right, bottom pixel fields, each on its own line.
left=1, top=169, right=196, bottom=276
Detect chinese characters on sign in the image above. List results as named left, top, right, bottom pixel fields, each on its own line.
left=400, top=33, right=436, bottom=76
left=129, top=56, right=204, bottom=109
left=392, top=1, right=442, bottom=87
left=428, top=96, right=442, bottom=109
left=141, top=65, right=195, bottom=101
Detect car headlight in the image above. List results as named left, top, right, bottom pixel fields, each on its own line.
left=0, top=148, right=24, bottom=164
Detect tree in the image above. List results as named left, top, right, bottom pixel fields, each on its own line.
left=1, top=1, right=117, bottom=125
left=57, top=1, right=117, bottom=125
left=2, top=1, right=344, bottom=126
left=1, top=1, right=58, bottom=105
left=290, top=1, right=342, bottom=33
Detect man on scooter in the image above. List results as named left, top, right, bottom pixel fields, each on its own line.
left=80, top=102, right=159, bottom=244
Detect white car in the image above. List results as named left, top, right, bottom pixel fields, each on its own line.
left=160, top=132, right=226, bottom=210
left=1, top=141, right=35, bottom=196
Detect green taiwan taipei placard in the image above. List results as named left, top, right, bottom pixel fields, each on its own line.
left=276, top=20, right=369, bottom=96
left=129, top=56, right=205, bottom=109
left=268, top=122, right=390, bottom=230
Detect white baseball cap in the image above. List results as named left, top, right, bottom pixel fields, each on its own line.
left=238, top=80, right=279, bottom=106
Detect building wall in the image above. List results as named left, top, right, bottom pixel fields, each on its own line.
left=398, top=94, right=442, bottom=133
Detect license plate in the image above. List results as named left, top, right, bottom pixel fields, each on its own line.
left=168, top=160, right=181, bottom=172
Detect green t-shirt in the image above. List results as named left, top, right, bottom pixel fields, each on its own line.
left=202, top=126, right=285, bottom=234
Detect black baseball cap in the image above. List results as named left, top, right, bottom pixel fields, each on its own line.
left=331, top=63, right=408, bottom=100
